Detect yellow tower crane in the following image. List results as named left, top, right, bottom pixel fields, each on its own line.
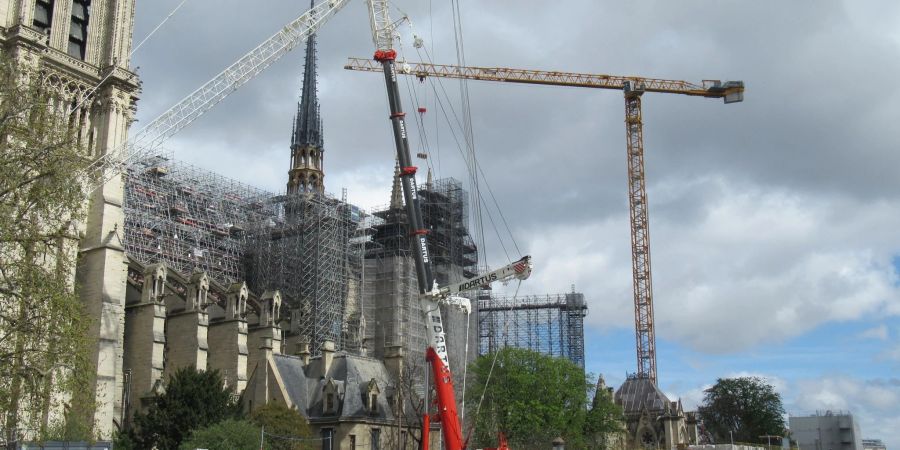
left=345, top=58, right=744, bottom=386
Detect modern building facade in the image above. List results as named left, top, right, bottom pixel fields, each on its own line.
left=789, top=411, right=863, bottom=450
left=862, top=439, right=887, bottom=450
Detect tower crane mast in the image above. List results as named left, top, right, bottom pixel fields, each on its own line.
left=345, top=58, right=744, bottom=386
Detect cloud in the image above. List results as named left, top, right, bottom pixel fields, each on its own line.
left=514, top=175, right=900, bottom=353
left=790, top=376, right=900, bottom=447
left=126, top=6, right=900, bottom=450
left=859, top=325, right=890, bottom=341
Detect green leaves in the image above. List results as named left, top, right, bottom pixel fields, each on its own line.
left=179, top=419, right=262, bottom=450
left=0, top=53, right=94, bottom=442
left=698, top=376, right=786, bottom=444
left=130, top=367, right=241, bottom=450
left=465, top=348, right=621, bottom=449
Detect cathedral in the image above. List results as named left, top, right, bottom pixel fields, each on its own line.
left=0, top=0, right=140, bottom=438
left=2, top=1, right=476, bottom=446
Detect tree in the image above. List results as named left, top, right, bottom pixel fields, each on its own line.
left=465, top=348, right=593, bottom=449
left=583, top=376, right=625, bottom=449
left=179, top=419, right=262, bottom=450
left=0, top=53, right=95, bottom=446
left=249, top=403, right=314, bottom=450
left=130, top=367, right=241, bottom=450
left=698, top=377, right=786, bottom=444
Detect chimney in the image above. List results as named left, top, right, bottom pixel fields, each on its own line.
left=297, top=336, right=311, bottom=365
left=321, top=339, right=335, bottom=376
left=384, top=345, right=404, bottom=381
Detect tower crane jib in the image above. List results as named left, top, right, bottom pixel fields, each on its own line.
left=345, top=57, right=744, bottom=386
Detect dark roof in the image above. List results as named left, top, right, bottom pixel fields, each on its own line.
left=614, top=376, right=671, bottom=414
left=271, top=353, right=395, bottom=422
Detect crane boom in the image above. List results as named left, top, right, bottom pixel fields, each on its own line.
left=431, top=255, right=532, bottom=303
left=362, top=4, right=537, bottom=449
left=346, top=57, right=744, bottom=386
left=79, top=0, right=351, bottom=193
left=345, top=57, right=744, bottom=101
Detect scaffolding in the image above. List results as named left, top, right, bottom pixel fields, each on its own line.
left=361, top=177, right=478, bottom=368
left=243, top=192, right=365, bottom=356
left=123, top=156, right=365, bottom=357
left=123, top=155, right=275, bottom=285
left=419, top=178, right=478, bottom=281
left=478, top=291, right=588, bottom=368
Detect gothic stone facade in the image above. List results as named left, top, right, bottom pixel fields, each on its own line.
left=0, top=0, right=139, bottom=437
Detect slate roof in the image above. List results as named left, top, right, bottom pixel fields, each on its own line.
left=271, top=353, right=396, bottom=422
left=614, top=376, right=671, bottom=414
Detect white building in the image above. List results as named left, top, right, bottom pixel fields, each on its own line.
left=789, top=411, right=863, bottom=450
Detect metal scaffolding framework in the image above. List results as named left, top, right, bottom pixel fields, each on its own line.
left=243, top=192, right=365, bottom=356
left=362, top=177, right=478, bottom=365
left=123, top=156, right=365, bottom=357
left=478, top=291, right=588, bottom=368
left=123, top=155, right=275, bottom=284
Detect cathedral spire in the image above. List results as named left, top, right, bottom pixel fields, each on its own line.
left=292, top=20, right=323, bottom=149
left=287, top=3, right=325, bottom=195
left=390, top=158, right=404, bottom=210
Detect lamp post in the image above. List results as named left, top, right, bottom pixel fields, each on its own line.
left=730, top=431, right=734, bottom=446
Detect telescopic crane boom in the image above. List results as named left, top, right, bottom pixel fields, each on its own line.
left=345, top=57, right=744, bottom=386
left=362, top=4, right=534, bottom=449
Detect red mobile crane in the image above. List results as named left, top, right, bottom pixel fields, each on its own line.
left=364, top=2, right=533, bottom=449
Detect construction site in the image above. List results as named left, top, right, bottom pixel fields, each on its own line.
left=0, top=0, right=762, bottom=448
left=479, top=291, right=588, bottom=369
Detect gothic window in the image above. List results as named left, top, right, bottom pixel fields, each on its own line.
left=33, top=0, right=54, bottom=34
left=68, top=0, right=90, bottom=60
left=641, top=429, right=656, bottom=448
left=366, top=378, right=380, bottom=414
left=368, top=392, right=377, bottom=413
left=370, top=428, right=381, bottom=450
left=323, top=378, right=338, bottom=415
left=321, top=428, right=334, bottom=450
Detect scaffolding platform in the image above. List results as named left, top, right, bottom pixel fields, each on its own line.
left=478, top=291, right=588, bottom=368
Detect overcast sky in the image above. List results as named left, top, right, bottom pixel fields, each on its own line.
left=131, top=0, right=900, bottom=445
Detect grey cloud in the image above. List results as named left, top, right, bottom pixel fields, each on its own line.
left=132, top=1, right=900, bottom=356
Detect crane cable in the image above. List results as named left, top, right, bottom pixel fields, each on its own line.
left=398, top=20, right=520, bottom=265
left=69, top=0, right=192, bottom=114
left=396, top=3, right=528, bottom=433
left=415, top=44, right=522, bottom=258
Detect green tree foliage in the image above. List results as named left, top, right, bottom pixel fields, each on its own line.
left=249, top=403, right=314, bottom=450
left=698, top=377, right=786, bottom=444
left=465, top=348, right=597, bottom=449
left=0, top=53, right=95, bottom=443
left=583, top=377, right=625, bottom=449
left=179, top=419, right=262, bottom=450
left=130, top=367, right=241, bottom=450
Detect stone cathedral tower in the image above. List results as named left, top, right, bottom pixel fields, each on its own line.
left=0, top=0, right=139, bottom=438
left=286, top=12, right=324, bottom=195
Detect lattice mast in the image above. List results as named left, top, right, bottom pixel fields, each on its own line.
left=345, top=58, right=744, bottom=385
left=624, top=85, right=656, bottom=383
